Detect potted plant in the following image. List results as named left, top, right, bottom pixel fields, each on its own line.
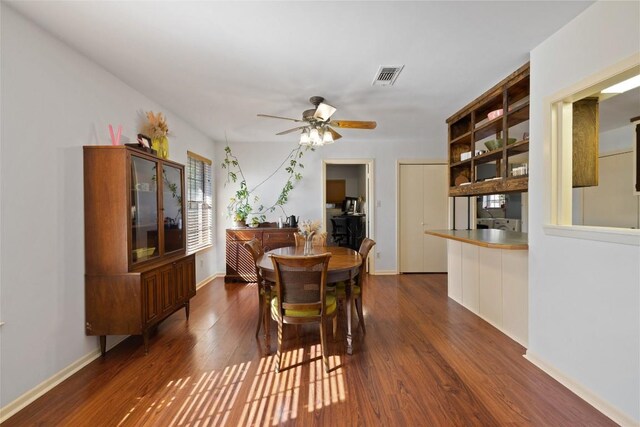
left=222, top=144, right=312, bottom=226
left=231, top=203, right=251, bottom=227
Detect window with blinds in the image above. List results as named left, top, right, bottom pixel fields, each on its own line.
left=187, top=151, right=213, bottom=253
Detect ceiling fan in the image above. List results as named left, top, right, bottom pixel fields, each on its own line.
left=257, top=96, right=377, bottom=146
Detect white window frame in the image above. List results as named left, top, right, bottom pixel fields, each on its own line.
left=544, top=55, right=640, bottom=246
left=187, top=151, right=213, bottom=253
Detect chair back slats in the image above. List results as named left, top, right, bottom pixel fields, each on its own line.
left=271, top=253, right=331, bottom=321
left=243, top=238, right=264, bottom=279
left=279, top=270, right=322, bottom=309
left=357, top=238, right=376, bottom=283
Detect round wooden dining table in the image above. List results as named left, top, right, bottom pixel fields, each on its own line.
left=257, top=245, right=362, bottom=355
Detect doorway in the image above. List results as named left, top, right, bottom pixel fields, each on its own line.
left=322, top=159, right=374, bottom=272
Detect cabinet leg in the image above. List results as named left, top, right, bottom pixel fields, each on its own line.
left=99, top=336, right=106, bottom=356
left=143, top=331, right=149, bottom=355
left=185, top=301, right=191, bottom=320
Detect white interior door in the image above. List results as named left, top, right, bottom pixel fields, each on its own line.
left=400, top=163, right=448, bottom=273
left=400, top=165, right=424, bottom=272
left=422, top=164, right=448, bottom=272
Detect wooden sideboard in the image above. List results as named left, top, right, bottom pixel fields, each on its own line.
left=225, top=227, right=297, bottom=282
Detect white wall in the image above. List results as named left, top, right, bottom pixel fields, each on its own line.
left=215, top=138, right=444, bottom=273
left=599, top=124, right=635, bottom=154
left=0, top=5, right=217, bottom=408
left=529, top=1, right=640, bottom=423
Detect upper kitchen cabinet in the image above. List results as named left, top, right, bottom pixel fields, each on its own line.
left=447, top=63, right=530, bottom=197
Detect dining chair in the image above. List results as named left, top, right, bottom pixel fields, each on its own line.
left=270, top=253, right=336, bottom=373
left=242, top=238, right=272, bottom=342
left=294, top=231, right=327, bottom=247
left=331, top=237, right=376, bottom=334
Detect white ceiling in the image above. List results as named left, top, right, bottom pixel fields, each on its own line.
left=7, top=1, right=595, bottom=146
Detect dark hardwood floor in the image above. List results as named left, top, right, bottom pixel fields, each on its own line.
left=3, top=274, right=615, bottom=426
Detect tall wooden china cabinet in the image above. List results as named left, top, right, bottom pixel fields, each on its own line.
left=84, top=146, right=195, bottom=355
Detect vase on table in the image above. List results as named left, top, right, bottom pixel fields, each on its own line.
left=304, top=231, right=315, bottom=255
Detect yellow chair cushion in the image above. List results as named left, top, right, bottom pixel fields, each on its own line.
left=271, top=294, right=337, bottom=318
left=330, top=281, right=361, bottom=298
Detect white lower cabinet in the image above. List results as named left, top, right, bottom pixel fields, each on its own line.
left=478, top=247, right=503, bottom=327
left=447, top=241, right=463, bottom=303
left=461, top=244, right=480, bottom=313
left=501, top=250, right=528, bottom=346
left=447, top=241, right=528, bottom=347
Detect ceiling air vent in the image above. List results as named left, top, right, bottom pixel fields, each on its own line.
left=372, top=65, right=404, bottom=86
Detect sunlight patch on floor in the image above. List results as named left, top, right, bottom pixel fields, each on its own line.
left=116, top=343, right=346, bottom=426
left=307, top=344, right=346, bottom=412
left=238, top=350, right=303, bottom=426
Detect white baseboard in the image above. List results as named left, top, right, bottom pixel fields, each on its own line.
left=524, top=351, right=639, bottom=427
left=1, top=275, right=222, bottom=423
left=196, top=273, right=220, bottom=290
left=0, top=347, right=102, bottom=423
left=373, top=270, right=397, bottom=275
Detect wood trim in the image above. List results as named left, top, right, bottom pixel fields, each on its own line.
left=446, top=62, right=530, bottom=124
left=449, top=176, right=528, bottom=197
left=187, top=151, right=212, bottom=165
left=572, top=97, right=599, bottom=187
left=635, top=122, right=639, bottom=192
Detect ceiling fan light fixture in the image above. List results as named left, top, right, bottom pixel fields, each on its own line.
left=314, top=103, right=337, bottom=121
left=299, top=129, right=311, bottom=145
left=309, top=127, right=321, bottom=145
left=322, top=127, right=334, bottom=144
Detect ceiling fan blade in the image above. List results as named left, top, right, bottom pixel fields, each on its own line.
left=328, top=127, right=342, bottom=141
left=276, top=126, right=308, bottom=136
left=313, top=102, right=337, bottom=121
left=329, top=120, right=377, bottom=130
left=257, top=114, right=304, bottom=122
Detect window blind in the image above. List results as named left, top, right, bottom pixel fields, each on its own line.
left=187, top=152, right=212, bottom=253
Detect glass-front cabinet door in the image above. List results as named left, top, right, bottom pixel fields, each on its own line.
left=162, top=164, right=184, bottom=254
left=130, top=155, right=159, bottom=263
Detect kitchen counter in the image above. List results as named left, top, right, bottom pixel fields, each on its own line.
left=425, top=229, right=528, bottom=250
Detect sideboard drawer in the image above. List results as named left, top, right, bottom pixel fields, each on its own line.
left=228, top=230, right=262, bottom=241
left=263, top=231, right=296, bottom=251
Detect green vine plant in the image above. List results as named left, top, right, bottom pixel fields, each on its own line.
left=221, top=144, right=314, bottom=224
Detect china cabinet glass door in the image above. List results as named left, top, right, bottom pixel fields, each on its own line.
left=130, top=155, right=159, bottom=262
left=162, top=164, right=184, bottom=253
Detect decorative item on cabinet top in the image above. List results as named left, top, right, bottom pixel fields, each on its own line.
left=141, top=111, right=172, bottom=159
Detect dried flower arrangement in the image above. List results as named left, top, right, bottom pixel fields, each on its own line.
left=142, top=111, right=170, bottom=139
left=141, top=111, right=171, bottom=158
left=298, top=219, right=321, bottom=237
